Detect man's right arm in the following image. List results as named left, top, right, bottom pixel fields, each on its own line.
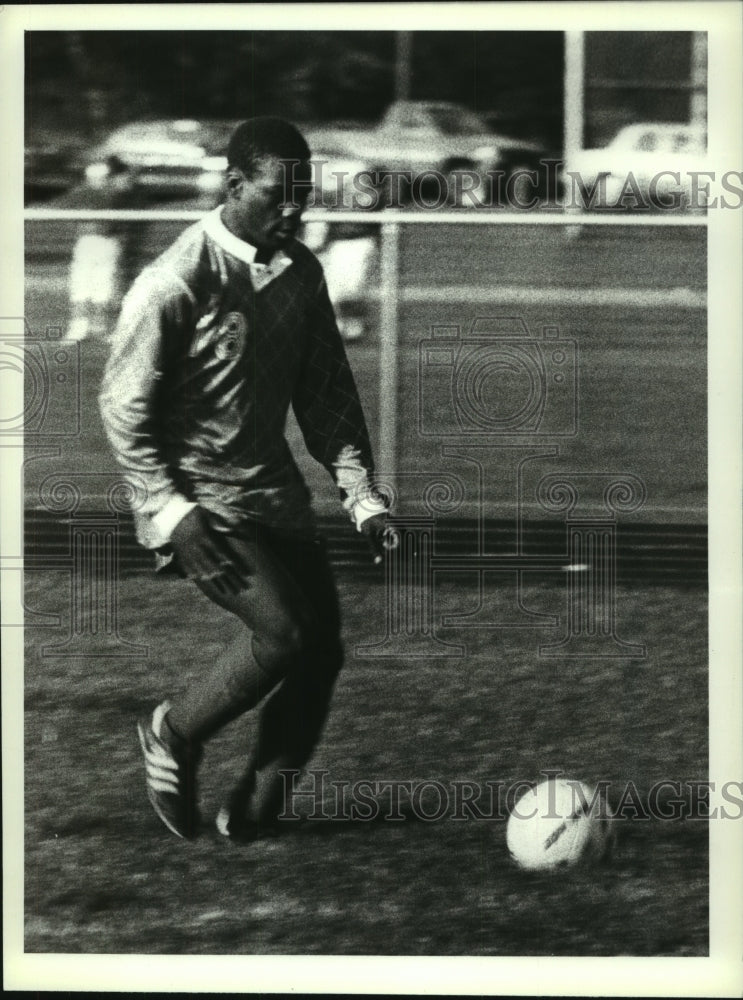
left=98, top=269, right=195, bottom=544
left=99, top=270, right=250, bottom=592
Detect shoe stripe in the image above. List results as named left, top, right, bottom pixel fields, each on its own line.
left=144, top=759, right=178, bottom=777
left=145, top=763, right=180, bottom=787
left=144, top=757, right=178, bottom=781
left=147, top=777, right=182, bottom=795
left=151, top=700, right=172, bottom=739
left=143, top=746, right=178, bottom=769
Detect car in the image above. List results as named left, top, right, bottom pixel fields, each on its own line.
left=82, top=118, right=235, bottom=204
left=564, top=122, right=709, bottom=210
left=305, top=101, right=545, bottom=207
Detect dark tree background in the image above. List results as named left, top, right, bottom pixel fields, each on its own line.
left=25, top=30, right=696, bottom=155
left=25, top=31, right=564, bottom=145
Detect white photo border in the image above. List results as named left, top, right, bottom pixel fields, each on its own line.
left=2, top=3, right=741, bottom=995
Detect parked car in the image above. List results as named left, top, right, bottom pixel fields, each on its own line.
left=564, top=122, right=708, bottom=210
left=83, top=118, right=235, bottom=203
left=305, top=100, right=547, bottom=207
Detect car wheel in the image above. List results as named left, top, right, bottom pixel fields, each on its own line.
left=439, top=159, right=485, bottom=208
left=368, top=167, right=410, bottom=210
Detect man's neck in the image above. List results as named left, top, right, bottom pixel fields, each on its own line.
left=220, top=205, right=269, bottom=262
left=207, top=206, right=282, bottom=271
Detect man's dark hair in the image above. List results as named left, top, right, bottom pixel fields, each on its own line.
left=227, top=117, right=311, bottom=177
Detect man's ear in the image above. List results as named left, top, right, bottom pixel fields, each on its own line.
left=226, top=167, right=246, bottom=197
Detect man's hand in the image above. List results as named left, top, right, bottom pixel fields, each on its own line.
left=360, top=512, right=399, bottom=565
left=170, top=506, right=251, bottom=594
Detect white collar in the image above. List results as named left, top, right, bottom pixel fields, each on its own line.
left=203, top=206, right=293, bottom=273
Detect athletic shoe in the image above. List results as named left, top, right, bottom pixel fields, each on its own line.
left=215, top=804, right=246, bottom=839
left=137, top=701, right=202, bottom=839
left=215, top=776, right=283, bottom=843
left=215, top=778, right=257, bottom=842
left=215, top=805, right=282, bottom=843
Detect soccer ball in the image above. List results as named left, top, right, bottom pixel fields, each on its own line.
left=506, top=777, right=614, bottom=871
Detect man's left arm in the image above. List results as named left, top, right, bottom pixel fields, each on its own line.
left=292, top=274, right=391, bottom=557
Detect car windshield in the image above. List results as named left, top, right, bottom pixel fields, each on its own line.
left=106, top=120, right=233, bottom=156
left=427, top=106, right=486, bottom=135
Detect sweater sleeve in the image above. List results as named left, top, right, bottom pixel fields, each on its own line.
left=291, top=273, right=387, bottom=528
left=98, top=268, right=196, bottom=539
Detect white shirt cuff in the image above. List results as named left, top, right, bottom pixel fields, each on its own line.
left=151, top=496, right=198, bottom=543
left=352, top=495, right=388, bottom=531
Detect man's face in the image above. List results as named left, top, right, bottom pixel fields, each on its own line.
left=227, top=154, right=311, bottom=254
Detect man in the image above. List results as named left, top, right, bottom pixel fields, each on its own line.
left=99, top=117, right=391, bottom=840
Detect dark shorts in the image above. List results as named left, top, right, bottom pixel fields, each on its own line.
left=154, top=518, right=342, bottom=652
left=153, top=518, right=320, bottom=577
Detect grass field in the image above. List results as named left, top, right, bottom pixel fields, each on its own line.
left=25, top=570, right=707, bottom=956
left=19, top=219, right=709, bottom=958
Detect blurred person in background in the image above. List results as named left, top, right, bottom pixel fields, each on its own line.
left=65, top=155, right=137, bottom=341
left=302, top=217, right=379, bottom=343
left=99, top=117, right=393, bottom=841
left=301, top=158, right=386, bottom=342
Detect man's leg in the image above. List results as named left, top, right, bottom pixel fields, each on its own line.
left=165, top=527, right=318, bottom=743
left=139, top=524, right=321, bottom=838
left=217, top=534, right=345, bottom=836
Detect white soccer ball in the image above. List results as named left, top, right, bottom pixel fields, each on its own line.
left=506, top=778, right=613, bottom=871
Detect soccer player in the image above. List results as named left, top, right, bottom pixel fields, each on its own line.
left=99, top=117, right=391, bottom=840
